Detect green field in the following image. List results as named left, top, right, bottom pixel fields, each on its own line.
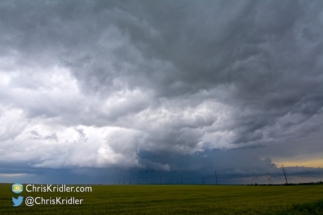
left=1, top=184, right=323, bottom=214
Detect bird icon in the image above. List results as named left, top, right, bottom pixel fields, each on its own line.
left=12, top=196, right=24, bottom=207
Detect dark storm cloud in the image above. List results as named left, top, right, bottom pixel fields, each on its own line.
left=0, top=0, right=323, bottom=179
left=1, top=156, right=322, bottom=184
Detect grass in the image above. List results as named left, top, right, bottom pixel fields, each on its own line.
left=277, top=199, right=323, bottom=215
left=1, top=184, right=323, bottom=214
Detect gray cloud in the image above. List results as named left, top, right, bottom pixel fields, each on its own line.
left=0, top=0, right=322, bottom=181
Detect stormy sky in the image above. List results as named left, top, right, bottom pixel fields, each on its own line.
left=0, top=0, right=323, bottom=184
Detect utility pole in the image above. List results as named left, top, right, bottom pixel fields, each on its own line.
left=266, top=173, right=273, bottom=185
left=282, top=165, right=288, bottom=184
left=201, top=177, right=205, bottom=185
left=270, top=175, right=273, bottom=185
left=181, top=174, right=183, bottom=185
left=215, top=171, right=218, bottom=185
